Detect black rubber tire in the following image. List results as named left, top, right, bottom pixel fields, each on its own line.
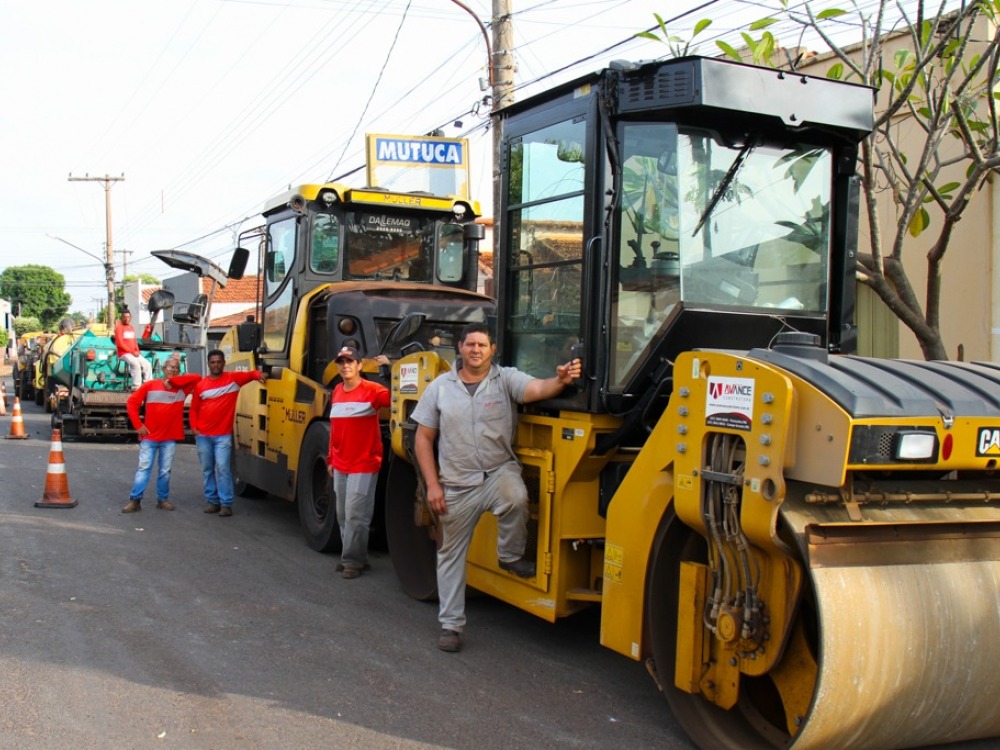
left=60, top=415, right=80, bottom=441
left=384, top=454, right=439, bottom=601
left=296, top=421, right=341, bottom=553
left=647, top=510, right=812, bottom=750
left=231, top=446, right=265, bottom=498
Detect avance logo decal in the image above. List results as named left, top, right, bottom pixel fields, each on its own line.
left=709, top=381, right=752, bottom=399
left=705, top=376, right=755, bottom=432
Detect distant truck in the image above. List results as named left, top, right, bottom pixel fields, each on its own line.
left=14, top=331, right=48, bottom=403
left=48, top=327, right=189, bottom=439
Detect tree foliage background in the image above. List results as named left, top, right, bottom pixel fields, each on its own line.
left=0, top=265, right=71, bottom=331
left=13, top=316, right=43, bottom=337
left=643, top=0, right=1000, bottom=360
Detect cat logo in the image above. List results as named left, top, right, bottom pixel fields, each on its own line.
left=977, top=427, right=1000, bottom=457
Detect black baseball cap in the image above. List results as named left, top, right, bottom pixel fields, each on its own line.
left=334, top=345, right=361, bottom=363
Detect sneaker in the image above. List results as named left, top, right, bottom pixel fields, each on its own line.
left=121, top=499, right=141, bottom=513
left=498, top=557, right=536, bottom=578
left=156, top=500, right=175, bottom=511
left=218, top=506, right=233, bottom=517
left=342, top=566, right=362, bottom=580
left=438, top=629, right=461, bottom=652
left=203, top=504, right=221, bottom=514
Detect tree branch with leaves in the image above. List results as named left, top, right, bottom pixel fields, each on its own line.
left=642, top=0, right=1000, bottom=360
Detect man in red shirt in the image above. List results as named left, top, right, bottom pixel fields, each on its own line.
left=327, top=344, right=390, bottom=579
left=122, top=357, right=200, bottom=513
left=189, top=349, right=267, bottom=518
left=114, top=310, right=153, bottom=390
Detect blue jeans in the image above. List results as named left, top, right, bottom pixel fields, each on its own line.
left=196, top=434, right=234, bottom=507
left=129, top=440, right=177, bottom=501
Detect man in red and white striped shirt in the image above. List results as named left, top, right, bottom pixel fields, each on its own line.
left=327, top=344, right=390, bottom=579
left=189, top=349, right=267, bottom=517
left=122, top=357, right=200, bottom=513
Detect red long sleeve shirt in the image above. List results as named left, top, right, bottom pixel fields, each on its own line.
left=189, top=370, right=262, bottom=437
left=327, top=379, right=391, bottom=474
left=114, top=322, right=140, bottom=357
left=127, top=374, right=201, bottom=442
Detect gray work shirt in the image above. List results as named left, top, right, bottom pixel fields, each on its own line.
left=411, top=364, right=534, bottom=488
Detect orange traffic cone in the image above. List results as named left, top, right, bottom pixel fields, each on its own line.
left=0, top=382, right=6, bottom=416
left=5, top=397, right=27, bottom=439
left=35, top=428, right=77, bottom=509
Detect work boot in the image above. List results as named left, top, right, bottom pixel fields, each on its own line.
left=336, top=562, right=371, bottom=572
left=121, top=499, right=141, bottom=513
left=218, top=506, right=233, bottom=517
left=498, top=557, right=536, bottom=578
left=156, top=500, right=175, bottom=511
left=342, top=565, right=362, bottom=580
left=438, top=629, right=461, bottom=653
left=203, top=504, right=221, bottom=514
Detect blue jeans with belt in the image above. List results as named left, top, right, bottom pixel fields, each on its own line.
left=196, top=434, right=234, bottom=507
left=129, top=440, right=177, bottom=501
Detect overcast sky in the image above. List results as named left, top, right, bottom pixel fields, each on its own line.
left=0, top=0, right=725, bottom=315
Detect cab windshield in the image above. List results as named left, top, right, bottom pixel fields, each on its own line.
left=341, top=211, right=435, bottom=282
left=610, top=122, right=833, bottom=386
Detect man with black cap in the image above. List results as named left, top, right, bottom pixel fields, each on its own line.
left=327, top=343, right=390, bottom=579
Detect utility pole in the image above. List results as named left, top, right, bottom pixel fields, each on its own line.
left=116, top=248, right=133, bottom=278
left=492, top=0, right=514, bottom=255
left=68, top=173, right=124, bottom=324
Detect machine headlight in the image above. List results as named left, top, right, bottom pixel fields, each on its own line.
left=893, top=430, right=938, bottom=461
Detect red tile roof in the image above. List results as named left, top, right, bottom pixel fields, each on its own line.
left=210, top=307, right=257, bottom=329
left=210, top=274, right=261, bottom=303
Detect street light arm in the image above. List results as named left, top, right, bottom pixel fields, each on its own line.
left=47, top=234, right=107, bottom=265
left=47, top=233, right=117, bottom=324
left=448, top=0, right=493, bottom=86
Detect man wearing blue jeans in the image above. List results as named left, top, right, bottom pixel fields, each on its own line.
left=189, top=350, right=267, bottom=517
left=123, top=357, right=200, bottom=513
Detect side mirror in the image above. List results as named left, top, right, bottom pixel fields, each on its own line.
left=229, top=247, right=250, bottom=280
left=236, top=320, right=261, bottom=352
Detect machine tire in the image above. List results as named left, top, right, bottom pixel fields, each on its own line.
left=231, top=448, right=265, bottom=498
left=384, top=454, right=439, bottom=601
left=647, top=510, right=816, bottom=750
left=60, top=415, right=80, bottom=441
left=296, top=421, right=341, bottom=553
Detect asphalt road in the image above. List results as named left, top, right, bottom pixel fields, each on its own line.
left=0, top=380, right=996, bottom=750
left=0, top=384, right=690, bottom=750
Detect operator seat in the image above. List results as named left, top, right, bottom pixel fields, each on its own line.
left=172, top=293, right=208, bottom=326
left=173, top=293, right=209, bottom=345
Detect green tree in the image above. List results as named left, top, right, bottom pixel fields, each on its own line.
left=13, top=316, right=43, bottom=337
left=0, top=328, right=8, bottom=351
left=642, top=1, right=1000, bottom=360
left=0, top=265, right=72, bottom=331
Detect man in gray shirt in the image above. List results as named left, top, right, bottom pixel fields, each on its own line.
left=411, top=322, right=582, bottom=653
